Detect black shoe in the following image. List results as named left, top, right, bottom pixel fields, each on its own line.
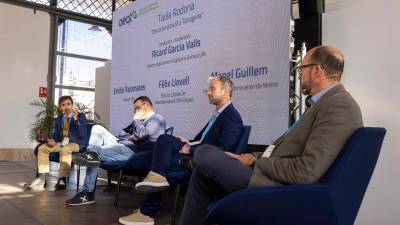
left=73, top=151, right=101, bottom=167
left=55, top=177, right=67, bottom=190
left=179, top=157, right=196, bottom=171
left=66, top=191, right=95, bottom=206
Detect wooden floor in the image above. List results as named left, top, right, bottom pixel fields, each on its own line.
left=0, top=160, right=181, bottom=225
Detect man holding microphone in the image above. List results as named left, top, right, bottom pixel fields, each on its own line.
left=24, top=95, right=88, bottom=190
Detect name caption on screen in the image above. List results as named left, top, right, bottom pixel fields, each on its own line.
left=159, top=76, right=190, bottom=88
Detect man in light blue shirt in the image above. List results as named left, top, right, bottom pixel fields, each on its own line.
left=119, top=77, right=244, bottom=225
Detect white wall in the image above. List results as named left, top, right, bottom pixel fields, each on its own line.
left=323, top=0, right=400, bottom=224
left=0, top=3, right=50, bottom=148
left=95, top=60, right=111, bottom=129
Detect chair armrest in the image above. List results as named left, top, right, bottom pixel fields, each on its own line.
left=207, top=184, right=337, bottom=225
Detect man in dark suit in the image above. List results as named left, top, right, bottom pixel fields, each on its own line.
left=24, top=96, right=88, bottom=190
left=177, top=45, right=364, bottom=225
left=119, top=76, right=244, bottom=225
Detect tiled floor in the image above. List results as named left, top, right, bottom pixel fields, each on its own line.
left=0, top=160, right=182, bottom=225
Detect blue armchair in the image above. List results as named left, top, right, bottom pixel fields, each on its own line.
left=206, top=127, right=386, bottom=225
left=101, top=126, right=175, bottom=206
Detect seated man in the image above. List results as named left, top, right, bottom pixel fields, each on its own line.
left=119, top=77, right=244, bottom=225
left=66, top=96, right=165, bottom=206
left=24, top=96, right=88, bottom=190
left=178, top=45, right=364, bottom=225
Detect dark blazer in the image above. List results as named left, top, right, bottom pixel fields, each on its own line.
left=192, top=103, right=244, bottom=152
left=250, top=84, right=363, bottom=187
left=53, top=113, right=88, bottom=149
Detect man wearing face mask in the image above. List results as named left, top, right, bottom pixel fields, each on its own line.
left=117, top=97, right=165, bottom=152
left=66, top=96, right=166, bottom=206
left=118, top=77, right=244, bottom=225
left=24, top=96, right=88, bottom=190
left=81, top=96, right=166, bottom=157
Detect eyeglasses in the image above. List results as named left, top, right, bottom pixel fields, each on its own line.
left=295, top=63, right=320, bottom=75
left=133, top=103, right=146, bottom=113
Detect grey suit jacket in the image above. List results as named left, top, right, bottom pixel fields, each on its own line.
left=249, top=84, right=363, bottom=187
left=122, top=113, right=166, bottom=143
left=132, top=113, right=166, bottom=142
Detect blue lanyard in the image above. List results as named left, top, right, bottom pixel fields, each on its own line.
left=285, top=114, right=304, bottom=135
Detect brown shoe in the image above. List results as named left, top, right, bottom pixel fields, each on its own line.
left=135, top=171, right=169, bottom=194
left=119, top=209, right=154, bottom=225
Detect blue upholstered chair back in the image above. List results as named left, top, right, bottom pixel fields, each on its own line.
left=233, top=125, right=251, bottom=154
left=318, top=127, right=386, bottom=225
left=206, top=127, right=386, bottom=225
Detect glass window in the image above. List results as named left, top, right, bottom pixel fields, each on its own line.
left=55, top=55, right=105, bottom=88
left=57, top=19, right=112, bottom=59
left=52, top=18, right=112, bottom=118
left=54, top=88, right=96, bottom=120
left=57, top=0, right=114, bottom=20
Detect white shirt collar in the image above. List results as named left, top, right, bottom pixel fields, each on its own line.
left=144, top=111, right=155, bottom=122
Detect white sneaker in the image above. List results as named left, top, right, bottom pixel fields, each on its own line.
left=119, top=209, right=154, bottom=225
left=135, top=171, right=169, bottom=194
left=24, top=177, right=45, bottom=190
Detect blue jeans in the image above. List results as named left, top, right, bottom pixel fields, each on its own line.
left=82, top=125, right=135, bottom=192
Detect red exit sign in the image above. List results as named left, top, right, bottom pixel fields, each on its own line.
left=39, top=87, right=47, bottom=98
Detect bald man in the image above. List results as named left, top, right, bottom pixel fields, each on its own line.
left=178, top=45, right=364, bottom=225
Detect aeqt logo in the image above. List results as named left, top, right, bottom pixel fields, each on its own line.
left=118, top=10, right=138, bottom=27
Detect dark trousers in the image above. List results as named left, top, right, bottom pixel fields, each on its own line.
left=178, top=145, right=253, bottom=225
left=140, top=134, right=187, bottom=217
left=150, top=134, right=186, bottom=176
left=118, top=139, right=154, bottom=153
